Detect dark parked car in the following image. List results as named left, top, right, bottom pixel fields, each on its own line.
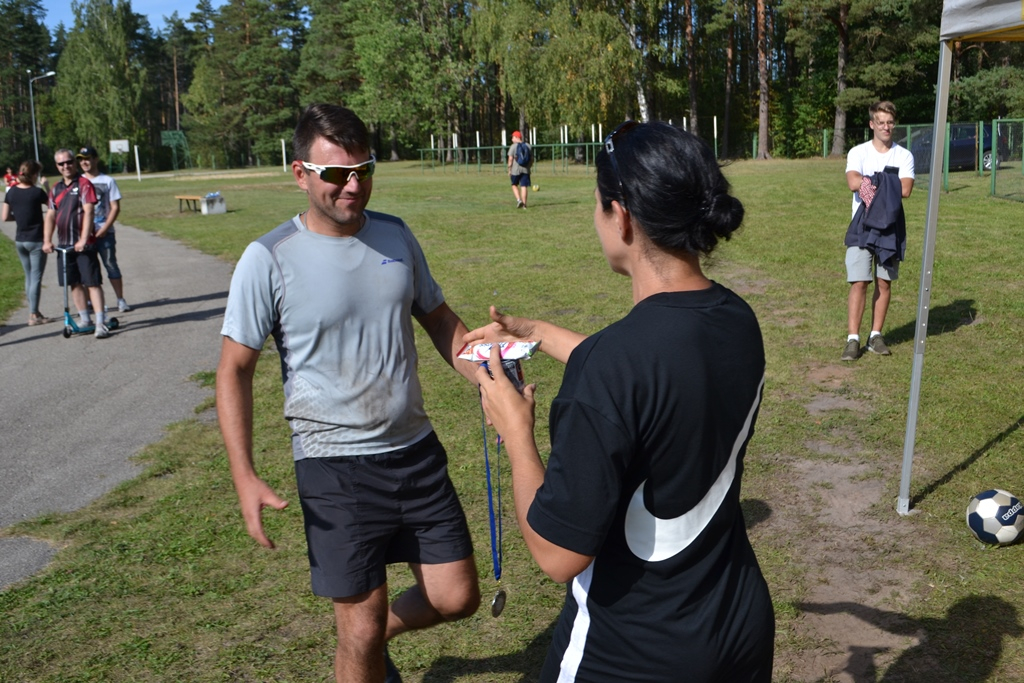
left=910, top=122, right=1010, bottom=172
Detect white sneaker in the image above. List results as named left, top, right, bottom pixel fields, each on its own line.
left=95, top=322, right=110, bottom=339
left=117, top=299, right=132, bottom=312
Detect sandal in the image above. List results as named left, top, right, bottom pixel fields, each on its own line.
left=28, top=313, right=54, bottom=326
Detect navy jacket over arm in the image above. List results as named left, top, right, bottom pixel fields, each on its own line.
left=844, top=171, right=906, bottom=267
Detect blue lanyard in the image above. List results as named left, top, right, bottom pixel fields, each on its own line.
left=481, top=405, right=502, bottom=581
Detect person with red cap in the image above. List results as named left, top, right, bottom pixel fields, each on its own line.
left=507, top=130, right=532, bottom=209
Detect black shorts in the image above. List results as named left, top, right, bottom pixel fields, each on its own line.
left=56, top=248, right=102, bottom=288
left=294, top=432, right=474, bottom=598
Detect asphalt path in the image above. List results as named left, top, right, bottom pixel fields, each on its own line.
left=0, top=217, right=235, bottom=590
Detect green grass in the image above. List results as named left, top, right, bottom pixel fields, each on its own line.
left=1, top=160, right=1023, bottom=681
left=0, top=226, right=25, bottom=323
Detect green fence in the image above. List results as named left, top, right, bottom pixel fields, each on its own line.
left=993, top=118, right=1024, bottom=202
left=418, top=143, right=605, bottom=174
left=415, top=120, right=1023, bottom=200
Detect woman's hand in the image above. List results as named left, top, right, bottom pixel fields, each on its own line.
left=476, top=343, right=536, bottom=442
left=463, top=306, right=536, bottom=347
left=466, top=306, right=586, bottom=365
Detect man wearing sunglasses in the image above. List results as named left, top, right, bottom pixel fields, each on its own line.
left=42, top=148, right=109, bottom=338
left=218, top=104, right=480, bottom=683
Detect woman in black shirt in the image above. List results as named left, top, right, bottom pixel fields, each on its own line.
left=471, top=122, right=774, bottom=682
left=3, top=160, right=53, bottom=325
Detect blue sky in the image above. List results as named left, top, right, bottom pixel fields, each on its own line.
left=42, top=0, right=209, bottom=33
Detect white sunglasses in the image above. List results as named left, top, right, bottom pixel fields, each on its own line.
left=300, top=156, right=376, bottom=184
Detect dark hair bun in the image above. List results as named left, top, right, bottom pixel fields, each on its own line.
left=704, top=192, right=744, bottom=239
left=595, top=122, right=744, bottom=257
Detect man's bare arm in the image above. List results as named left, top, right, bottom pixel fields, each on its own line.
left=216, top=336, right=288, bottom=549
left=846, top=170, right=863, bottom=192
left=416, top=302, right=478, bottom=384
left=95, top=198, right=119, bottom=239
left=76, top=204, right=95, bottom=251
left=42, top=207, right=55, bottom=252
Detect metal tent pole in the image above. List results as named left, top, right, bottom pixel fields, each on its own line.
left=897, top=40, right=953, bottom=516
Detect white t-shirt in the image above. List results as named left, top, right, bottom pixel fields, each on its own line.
left=87, top=173, right=122, bottom=231
left=845, top=141, right=914, bottom=217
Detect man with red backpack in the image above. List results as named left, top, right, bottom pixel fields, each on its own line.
left=42, top=148, right=109, bottom=338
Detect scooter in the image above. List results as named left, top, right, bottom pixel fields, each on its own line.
left=56, top=246, right=120, bottom=338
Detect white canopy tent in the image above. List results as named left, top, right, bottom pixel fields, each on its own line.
left=897, top=0, right=1024, bottom=514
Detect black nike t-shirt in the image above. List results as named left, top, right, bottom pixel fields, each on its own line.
left=528, top=283, right=774, bottom=683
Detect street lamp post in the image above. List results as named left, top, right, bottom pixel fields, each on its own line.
left=28, top=70, right=56, bottom=162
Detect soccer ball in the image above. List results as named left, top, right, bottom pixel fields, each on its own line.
left=966, top=489, right=1024, bottom=546
left=532, top=185, right=539, bottom=192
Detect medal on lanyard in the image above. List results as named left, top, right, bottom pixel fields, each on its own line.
left=481, top=411, right=507, bottom=617
left=460, top=341, right=538, bottom=618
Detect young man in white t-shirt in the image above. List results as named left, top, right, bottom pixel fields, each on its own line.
left=841, top=101, right=915, bottom=361
left=77, top=147, right=130, bottom=312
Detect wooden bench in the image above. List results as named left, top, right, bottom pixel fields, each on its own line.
left=175, top=195, right=203, bottom=213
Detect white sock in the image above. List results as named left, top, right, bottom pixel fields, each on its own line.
left=847, top=334, right=859, bottom=342
left=79, top=310, right=91, bottom=325
left=869, top=331, right=881, bottom=339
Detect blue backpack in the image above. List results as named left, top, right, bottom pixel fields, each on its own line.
left=515, top=142, right=532, bottom=167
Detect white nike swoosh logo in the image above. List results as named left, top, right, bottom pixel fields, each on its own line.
left=624, top=375, right=764, bottom=562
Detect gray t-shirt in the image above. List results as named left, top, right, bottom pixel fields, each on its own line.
left=508, top=142, right=530, bottom=175
left=221, top=211, right=445, bottom=459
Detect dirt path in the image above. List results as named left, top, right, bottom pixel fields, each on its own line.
left=719, top=266, right=927, bottom=683
left=777, top=363, right=922, bottom=682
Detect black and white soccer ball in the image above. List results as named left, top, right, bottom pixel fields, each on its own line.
left=966, top=489, right=1024, bottom=546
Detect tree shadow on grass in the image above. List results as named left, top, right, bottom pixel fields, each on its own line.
left=421, top=621, right=555, bottom=682
left=884, top=298, right=977, bottom=348
left=797, top=595, right=1023, bottom=683
left=911, top=413, right=1024, bottom=509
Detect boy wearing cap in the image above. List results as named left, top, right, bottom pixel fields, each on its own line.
left=77, top=147, right=130, bottom=312
left=507, top=131, right=531, bottom=209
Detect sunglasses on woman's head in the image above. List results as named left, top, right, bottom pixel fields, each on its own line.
left=301, top=156, right=376, bottom=185
left=603, top=121, right=639, bottom=209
